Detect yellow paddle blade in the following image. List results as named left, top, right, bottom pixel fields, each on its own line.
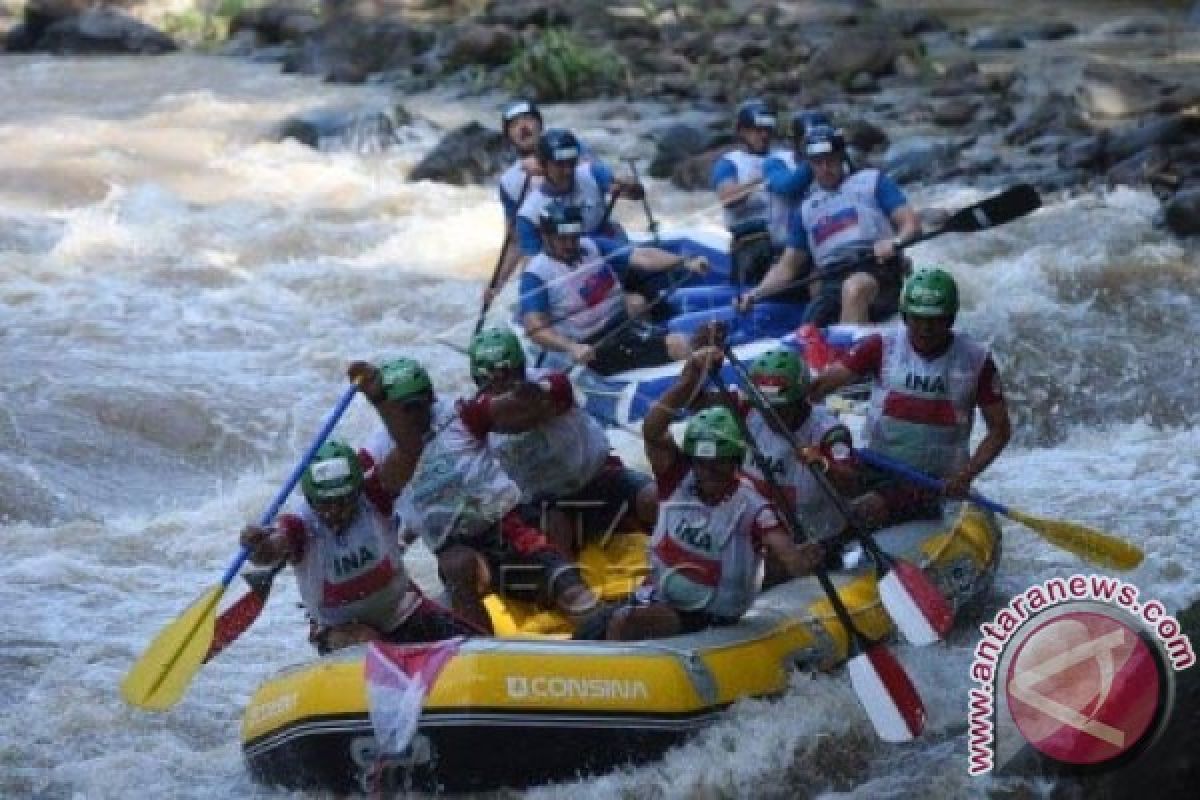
left=1005, top=509, right=1144, bottom=571
left=121, top=585, right=224, bottom=711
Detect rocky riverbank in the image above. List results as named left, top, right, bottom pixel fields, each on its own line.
left=4, top=1, right=1200, bottom=236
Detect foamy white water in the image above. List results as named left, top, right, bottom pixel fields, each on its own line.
left=1, top=52, right=1198, bottom=799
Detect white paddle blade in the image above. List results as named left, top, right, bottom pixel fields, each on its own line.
left=846, top=648, right=926, bottom=743
left=878, top=569, right=941, bottom=646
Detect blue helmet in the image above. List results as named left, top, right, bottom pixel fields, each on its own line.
left=804, top=124, right=846, bottom=157
left=538, top=200, right=585, bottom=236
left=791, top=110, right=832, bottom=140
left=735, top=99, right=776, bottom=131
left=536, top=128, right=581, bottom=164
left=501, top=99, right=542, bottom=131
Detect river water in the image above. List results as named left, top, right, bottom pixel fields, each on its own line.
left=1, top=49, right=1197, bottom=799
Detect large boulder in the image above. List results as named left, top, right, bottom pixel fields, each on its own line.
left=229, top=3, right=321, bottom=44
left=648, top=122, right=726, bottom=180
left=35, top=8, right=176, bottom=54
left=1075, top=62, right=1176, bottom=119
left=276, top=104, right=409, bottom=151
left=480, top=0, right=570, bottom=28
left=882, top=137, right=961, bottom=184
left=408, top=122, right=507, bottom=186
left=671, top=147, right=731, bottom=192
left=1091, top=14, right=1171, bottom=39
left=6, top=3, right=175, bottom=54
left=1005, top=92, right=1084, bottom=146
left=1163, top=189, right=1200, bottom=237
left=807, top=28, right=900, bottom=83
left=283, top=18, right=435, bottom=83
left=443, top=21, right=517, bottom=69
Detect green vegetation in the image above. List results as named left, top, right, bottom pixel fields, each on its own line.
left=162, top=0, right=251, bottom=47
left=504, top=28, right=626, bottom=102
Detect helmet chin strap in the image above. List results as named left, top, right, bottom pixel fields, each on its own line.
left=549, top=241, right=581, bottom=264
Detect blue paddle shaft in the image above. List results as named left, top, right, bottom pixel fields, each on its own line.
left=854, top=448, right=1008, bottom=516
left=220, top=383, right=360, bottom=587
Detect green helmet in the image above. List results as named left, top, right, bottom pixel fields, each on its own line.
left=379, top=357, right=432, bottom=402
left=469, top=328, right=525, bottom=381
left=750, top=348, right=810, bottom=406
left=682, top=407, right=746, bottom=461
left=900, top=267, right=959, bottom=317
left=302, top=441, right=364, bottom=503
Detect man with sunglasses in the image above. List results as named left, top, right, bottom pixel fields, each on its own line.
left=348, top=357, right=603, bottom=636
left=239, top=441, right=473, bottom=653
left=466, top=327, right=657, bottom=558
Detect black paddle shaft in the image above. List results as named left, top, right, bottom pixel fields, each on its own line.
left=475, top=173, right=533, bottom=336
left=704, top=371, right=875, bottom=653
left=930, top=183, right=1040, bottom=237
left=624, top=158, right=660, bottom=243
left=760, top=183, right=1042, bottom=301
left=720, top=345, right=896, bottom=573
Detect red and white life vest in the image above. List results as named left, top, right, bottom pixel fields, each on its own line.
left=396, top=400, right=522, bottom=553
left=292, top=497, right=415, bottom=632
left=487, top=368, right=610, bottom=501
left=865, top=328, right=989, bottom=477
left=649, top=472, right=771, bottom=620
left=741, top=404, right=846, bottom=541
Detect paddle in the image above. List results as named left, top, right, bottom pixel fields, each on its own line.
left=721, top=345, right=953, bottom=645
left=751, top=183, right=1043, bottom=303
left=204, top=561, right=286, bottom=663
left=624, top=158, right=660, bottom=244
left=854, top=448, right=1144, bottom=572
left=705, top=371, right=926, bottom=742
left=923, top=183, right=1041, bottom=237
left=121, top=382, right=361, bottom=711
left=475, top=174, right=533, bottom=337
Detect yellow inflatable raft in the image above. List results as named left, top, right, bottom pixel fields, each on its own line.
left=241, top=508, right=999, bottom=793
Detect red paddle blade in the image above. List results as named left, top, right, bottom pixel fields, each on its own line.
left=846, top=644, right=926, bottom=742
left=204, top=590, right=267, bottom=663
left=796, top=324, right=836, bottom=372
left=877, top=560, right=955, bottom=645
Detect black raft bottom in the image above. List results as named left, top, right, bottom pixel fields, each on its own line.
left=245, top=710, right=720, bottom=794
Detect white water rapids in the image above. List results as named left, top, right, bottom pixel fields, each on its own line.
left=1, top=53, right=1198, bottom=799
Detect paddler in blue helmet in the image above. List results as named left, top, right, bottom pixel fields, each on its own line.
left=514, top=127, right=644, bottom=257
left=518, top=199, right=709, bottom=374
left=737, top=123, right=921, bottom=326
left=712, top=99, right=783, bottom=287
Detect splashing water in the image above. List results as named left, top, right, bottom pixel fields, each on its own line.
left=1, top=52, right=1197, bottom=799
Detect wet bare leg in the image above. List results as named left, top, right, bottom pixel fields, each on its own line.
left=607, top=602, right=682, bottom=641
left=840, top=272, right=879, bottom=324
left=541, top=506, right=580, bottom=559
left=437, top=545, right=494, bottom=635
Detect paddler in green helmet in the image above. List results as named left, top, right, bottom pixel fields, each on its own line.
left=465, top=327, right=657, bottom=558
left=239, top=440, right=473, bottom=652
left=592, top=347, right=824, bottom=641
left=346, top=355, right=603, bottom=636
left=809, top=267, right=1011, bottom=526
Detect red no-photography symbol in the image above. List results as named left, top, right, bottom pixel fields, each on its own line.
left=1005, top=610, right=1163, bottom=766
